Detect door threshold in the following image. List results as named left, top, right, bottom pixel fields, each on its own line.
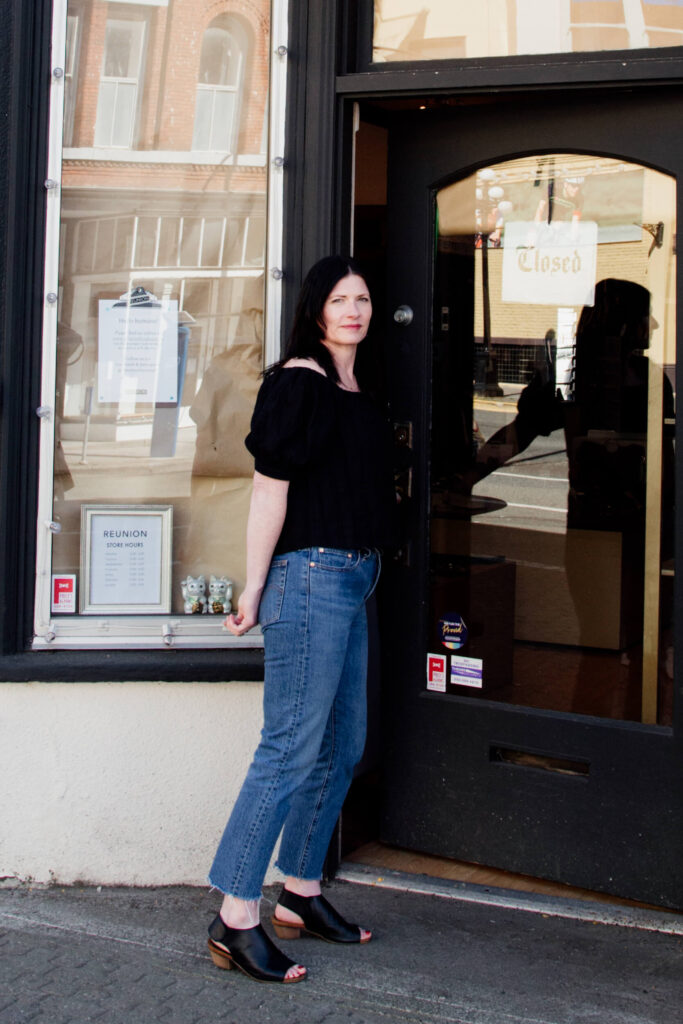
left=339, top=843, right=683, bottom=934
left=336, top=862, right=683, bottom=936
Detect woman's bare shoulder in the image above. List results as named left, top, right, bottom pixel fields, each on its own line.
left=282, top=357, right=326, bottom=376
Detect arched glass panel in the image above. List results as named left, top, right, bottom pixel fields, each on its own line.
left=431, top=154, right=675, bottom=725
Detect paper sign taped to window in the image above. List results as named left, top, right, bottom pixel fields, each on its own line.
left=98, top=300, right=178, bottom=404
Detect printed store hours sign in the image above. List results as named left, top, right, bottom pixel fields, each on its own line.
left=502, top=221, right=597, bottom=306
left=98, top=299, right=178, bottom=403
left=80, top=505, right=173, bottom=614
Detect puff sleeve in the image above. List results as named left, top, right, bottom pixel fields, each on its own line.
left=245, top=368, right=336, bottom=480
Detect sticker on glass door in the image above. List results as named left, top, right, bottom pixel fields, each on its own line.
left=426, top=653, right=447, bottom=692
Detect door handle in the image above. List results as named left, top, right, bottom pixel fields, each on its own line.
left=393, top=305, right=414, bottom=326
left=393, top=420, right=413, bottom=500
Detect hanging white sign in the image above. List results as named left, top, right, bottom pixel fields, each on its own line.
left=98, top=299, right=178, bottom=404
left=502, top=221, right=597, bottom=306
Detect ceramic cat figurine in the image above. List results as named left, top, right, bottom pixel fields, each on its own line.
left=181, top=574, right=207, bottom=614
left=207, top=575, right=233, bottom=615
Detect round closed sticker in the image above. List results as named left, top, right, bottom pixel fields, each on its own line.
left=438, top=613, right=468, bottom=651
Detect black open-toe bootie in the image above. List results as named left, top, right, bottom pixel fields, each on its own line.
left=207, top=914, right=306, bottom=983
left=272, top=888, right=371, bottom=944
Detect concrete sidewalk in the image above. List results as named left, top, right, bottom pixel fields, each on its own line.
left=1, top=873, right=681, bottom=1024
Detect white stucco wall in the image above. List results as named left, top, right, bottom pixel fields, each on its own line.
left=0, top=681, right=276, bottom=887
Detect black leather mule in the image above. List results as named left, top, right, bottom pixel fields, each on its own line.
left=207, top=914, right=306, bottom=983
left=271, top=888, right=371, bottom=944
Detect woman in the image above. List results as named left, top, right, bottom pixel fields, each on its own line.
left=207, top=256, right=396, bottom=984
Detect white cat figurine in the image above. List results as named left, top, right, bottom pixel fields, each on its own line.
left=207, top=575, right=233, bottom=615
left=181, top=574, right=207, bottom=614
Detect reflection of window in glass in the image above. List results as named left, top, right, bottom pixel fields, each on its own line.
left=158, top=219, right=181, bottom=267
left=113, top=217, right=134, bottom=269
left=73, top=217, right=135, bottom=274
left=180, top=219, right=203, bottom=267
left=63, top=12, right=81, bottom=147
left=94, top=18, right=147, bottom=148
left=201, top=220, right=224, bottom=267
left=373, top=1, right=683, bottom=62
left=193, top=17, right=247, bottom=152
left=245, top=217, right=266, bottom=266
left=223, top=219, right=247, bottom=265
left=134, top=217, right=159, bottom=268
left=129, top=215, right=264, bottom=270
left=574, top=0, right=683, bottom=52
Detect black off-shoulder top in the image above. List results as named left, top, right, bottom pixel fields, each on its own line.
left=245, top=367, right=396, bottom=555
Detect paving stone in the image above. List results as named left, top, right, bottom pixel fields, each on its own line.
left=0, top=882, right=681, bottom=1024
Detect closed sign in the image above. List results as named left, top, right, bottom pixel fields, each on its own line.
left=502, top=220, right=597, bottom=306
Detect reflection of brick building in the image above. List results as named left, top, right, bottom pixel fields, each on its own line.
left=60, top=0, right=269, bottom=420
left=66, top=1, right=268, bottom=163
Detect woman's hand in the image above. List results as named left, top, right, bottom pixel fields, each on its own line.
left=224, top=588, right=262, bottom=636
left=224, top=471, right=289, bottom=637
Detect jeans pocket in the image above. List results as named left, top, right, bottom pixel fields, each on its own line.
left=312, top=548, right=361, bottom=572
left=259, top=560, right=288, bottom=627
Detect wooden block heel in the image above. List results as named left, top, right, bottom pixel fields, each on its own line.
left=208, top=940, right=234, bottom=970
left=272, top=918, right=301, bottom=940
left=207, top=915, right=306, bottom=983
left=274, top=889, right=370, bottom=944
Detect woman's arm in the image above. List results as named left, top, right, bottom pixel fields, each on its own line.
left=225, top=470, right=289, bottom=636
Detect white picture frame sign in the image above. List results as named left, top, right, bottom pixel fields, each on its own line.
left=80, top=504, right=173, bottom=614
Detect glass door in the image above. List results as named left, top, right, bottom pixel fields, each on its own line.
left=431, top=154, right=675, bottom=726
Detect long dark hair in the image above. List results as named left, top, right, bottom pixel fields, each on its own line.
left=267, top=255, right=370, bottom=385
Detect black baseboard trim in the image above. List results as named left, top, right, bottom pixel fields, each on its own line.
left=0, top=649, right=265, bottom=683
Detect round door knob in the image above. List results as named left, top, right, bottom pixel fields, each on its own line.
left=393, top=305, right=414, bottom=326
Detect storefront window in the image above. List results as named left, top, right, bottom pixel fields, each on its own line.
left=373, top=1, right=683, bottom=63
left=36, top=0, right=282, bottom=648
left=431, top=154, right=675, bottom=724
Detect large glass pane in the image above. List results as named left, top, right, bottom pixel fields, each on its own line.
left=374, top=1, right=683, bottom=63
left=50, top=0, right=270, bottom=627
left=431, top=154, right=675, bottom=725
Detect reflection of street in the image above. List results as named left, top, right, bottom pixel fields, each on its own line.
left=472, top=389, right=568, bottom=534
left=59, top=427, right=196, bottom=500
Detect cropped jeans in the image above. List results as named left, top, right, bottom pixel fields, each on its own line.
left=209, top=546, right=381, bottom=900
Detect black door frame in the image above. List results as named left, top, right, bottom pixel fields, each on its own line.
left=358, top=88, right=682, bottom=907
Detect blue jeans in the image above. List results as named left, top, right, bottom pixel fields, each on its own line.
left=209, top=546, right=381, bottom=900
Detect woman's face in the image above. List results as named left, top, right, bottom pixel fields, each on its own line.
left=320, top=274, right=372, bottom=348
